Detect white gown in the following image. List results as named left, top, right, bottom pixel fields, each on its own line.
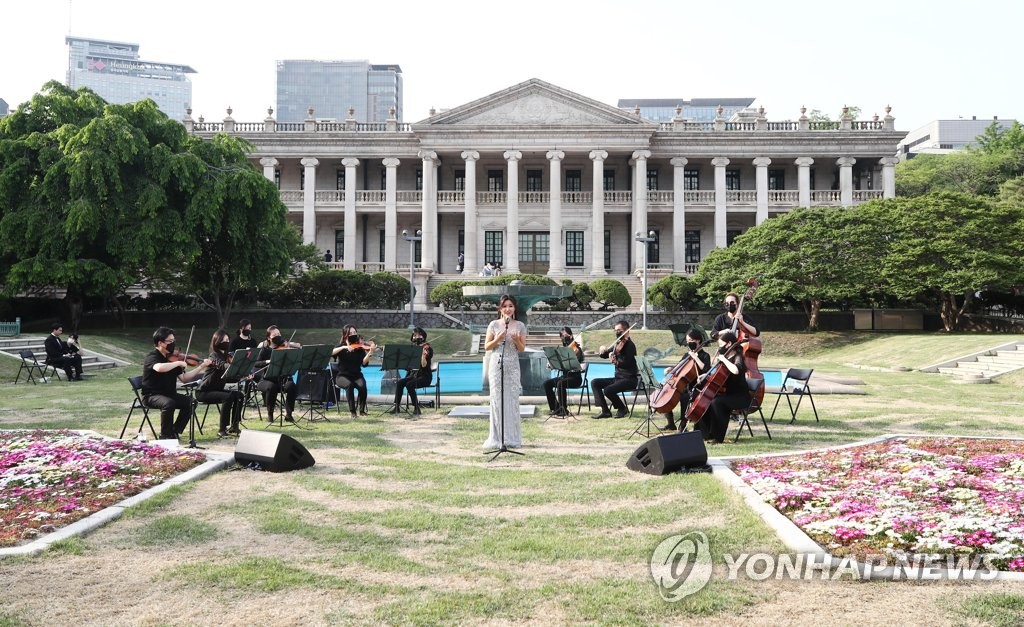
left=483, top=319, right=525, bottom=449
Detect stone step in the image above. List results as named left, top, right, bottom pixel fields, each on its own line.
left=973, top=356, right=1024, bottom=368
left=938, top=366, right=1000, bottom=377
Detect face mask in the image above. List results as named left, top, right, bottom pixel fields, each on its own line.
left=164, top=341, right=176, bottom=354
left=688, top=342, right=699, bottom=350
left=727, top=302, right=738, bottom=313
left=272, top=336, right=285, bottom=347
left=412, top=336, right=424, bottom=345
left=217, top=341, right=230, bottom=352
left=561, top=336, right=572, bottom=347
left=240, top=329, right=250, bottom=337
left=615, top=330, right=624, bottom=338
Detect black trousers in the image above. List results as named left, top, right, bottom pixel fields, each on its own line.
left=591, top=375, right=638, bottom=413
left=47, top=354, right=83, bottom=378
left=144, top=392, right=192, bottom=438
left=543, top=371, right=582, bottom=413
left=693, top=392, right=749, bottom=443
left=197, top=389, right=244, bottom=431
left=257, top=377, right=297, bottom=419
left=393, top=373, right=431, bottom=407
left=336, top=374, right=367, bottom=414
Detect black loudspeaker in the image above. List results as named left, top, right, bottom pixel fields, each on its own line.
left=626, top=432, right=708, bottom=475
left=297, top=371, right=333, bottom=403
left=234, top=430, right=315, bottom=472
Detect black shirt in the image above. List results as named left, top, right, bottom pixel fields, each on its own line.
left=229, top=334, right=259, bottom=353
left=335, top=345, right=369, bottom=378
left=712, top=312, right=758, bottom=338
left=600, top=338, right=639, bottom=379
left=142, top=349, right=182, bottom=396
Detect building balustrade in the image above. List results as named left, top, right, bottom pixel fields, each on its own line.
left=852, top=190, right=884, bottom=201
left=314, top=190, right=343, bottom=203
left=396, top=191, right=423, bottom=203
left=684, top=190, right=715, bottom=204
left=768, top=190, right=800, bottom=204
left=811, top=190, right=842, bottom=203
left=647, top=190, right=673, bottom=204
left=726, top=190, right=757, bottom=203
left=603, top=190, right=632, bottom=204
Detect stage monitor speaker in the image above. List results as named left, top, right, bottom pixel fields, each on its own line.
left=626, top=432, right=708, bottom=475
left=297, top=371, right=333, bottom=403
left=234, top=430, right=315, bottom=472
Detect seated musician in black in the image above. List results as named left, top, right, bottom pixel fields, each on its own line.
left=229, top=319, right=259, bottom=353
left=543, top=326, right=585, bottom=417
left=255, top=325, right=300, bottom=423
left=44, top=323, right=84, bottom=381
left=661, top=328, right=712, bottom=432
left=591, top=320, right=639, bottom=419
left=332, top=327, right=376, bottom=418
left=388, top=327, right=433, bottom=416
left=711, top=291, right=759, bottom=340
left=196, top=328, right=245, bottom=437
left=693, top=331, right=749, bottom=443
left=142, top=327, right=211, bottom=440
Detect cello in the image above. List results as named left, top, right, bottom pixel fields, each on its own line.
left=649, top=336, right=708, bottom=415
left=685, top=278, right=761, bottom=422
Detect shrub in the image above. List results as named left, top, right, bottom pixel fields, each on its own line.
left=648, top=274, right=699, bottom=311
left=590, top=279, right=631, bottom=310
left=430, top=281, right=470, bottom=309
left=369, top=272, right=411, bottom=309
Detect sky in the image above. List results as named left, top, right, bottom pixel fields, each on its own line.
left=2, top=0, right=1021, bottom=131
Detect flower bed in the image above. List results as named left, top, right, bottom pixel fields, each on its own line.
left=0, top=429, right=205, bottom=548
left=732, top=437, right=1024, bottom=571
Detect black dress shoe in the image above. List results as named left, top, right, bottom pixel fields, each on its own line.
left=386, top=406, right=402, bottom=415
left=593, top=411, right=613, bottom=419
left=613, top=410, right=629, bottom=419
left=285, top=415, right=295, bottom=423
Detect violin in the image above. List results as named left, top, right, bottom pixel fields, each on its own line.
left=608, top=323, right=637, bottom=366
left=171, top=349, right=205, bottom=367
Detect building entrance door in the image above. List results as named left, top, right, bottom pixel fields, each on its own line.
left=518, top=232, right=549, bottom=274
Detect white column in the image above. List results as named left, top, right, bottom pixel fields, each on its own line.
left=461, top=151, right=480, bottom=275
left=632, top=150, right=651, bottom=272
left=547, top=150, right=565, bottom=276
left=383, top=157, right=400, bottom=271
left=504, top=150, right=522, bottom=274
left=671, top=157, right=688, bottom=273
left=432, top=159, right=440, bottom=271
left=796, top=157, right=814, bottom=208
left=418, top=150, right=438, bottom=271
left=712, top=157, right=730, bottom=249
left=259, top=157, right=278, bottom=182
left=880, top=156, right=898, bottom=198
left=753, top=157, right=771, bottom=225
left=300, top=157, right=318, bottom=245
left=838, top=157, right=856, bottom=207
left=342, top=158, right=359, bottom=270
left=589, top=150, right=608, bottom=275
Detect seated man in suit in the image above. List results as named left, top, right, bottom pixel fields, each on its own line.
left=45, top=323, right=84, bottom=381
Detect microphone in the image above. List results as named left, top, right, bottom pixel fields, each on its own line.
left=504, top=315, right=511, bottom=326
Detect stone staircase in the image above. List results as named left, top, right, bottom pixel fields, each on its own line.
left=920, top=341, right=1024, bottom=382
left=0, top=336, right=126, bottom=376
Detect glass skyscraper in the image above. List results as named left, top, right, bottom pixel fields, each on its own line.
left=276, top=60, right=403, bottom=123
left=65, top=36, right=195, bottom=119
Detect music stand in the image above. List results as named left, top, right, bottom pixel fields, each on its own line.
left=297, top=345, right=333, bottom=422
left=543, top=346, right=581, bottom=420
left=628, top=357, right=664, bottom=439
left=381, top=344, right=424, bottom=416
left=180, top=380, right=204, bottom=449
left=264, top=348, right=302, bottom=429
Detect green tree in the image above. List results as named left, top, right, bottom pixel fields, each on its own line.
left=862, top=193, right=1024, bottom=331
left=647, top=274, right=699, bottom=311
left=589, top=278, right=631, bottom=310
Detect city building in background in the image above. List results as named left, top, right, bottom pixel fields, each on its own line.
left=65, top=36, right=194, bottom=119
left=276, top=60, right=402, bottom=123
left=0, top=98, right=9, bottom=118
left=898, top=117, right=1016, bottom=160
left=617, top=98, right=755, bottom=122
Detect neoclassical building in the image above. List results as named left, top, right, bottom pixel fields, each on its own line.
left=187, top=79, right=905, bottom=305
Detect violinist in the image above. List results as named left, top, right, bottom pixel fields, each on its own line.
left=543, top=326, right=584, bottom=417
left=591, top=320, right=639, bottom=419
left=196, top=329, right=244, bottom=437
left=711, top=292, right=759, bottom=340
left=255, top=325, right=301, bottom=423
left=141, top=326, right=211, bottom=440
left=388, top=327, right=433, bottom=416
left=332, top=325, right=376, bottom=418
left=660, top=329, right=712, bottom=432
left=229, top=318, right=259, bottom=353
left=692, top=330, right=748, bottom=443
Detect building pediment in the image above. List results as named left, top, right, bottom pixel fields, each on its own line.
left=418, top=78, right=653, bottom=128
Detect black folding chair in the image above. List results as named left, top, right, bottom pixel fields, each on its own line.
left=769, top=368, right=819, bottom=423
left=15, top=350, right=61, bottom=384
left=732, top=377, right=772, bottom=442
left=568, top=362, right=592, bottom=413
left=409, top=362, right=441, bottom=410
left=121, top=375, right=158, bottom=440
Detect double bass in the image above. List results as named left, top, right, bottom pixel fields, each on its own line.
left=685, top=278, right=762, bottom=422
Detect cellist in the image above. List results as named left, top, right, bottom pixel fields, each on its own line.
left=711, top=292, right=759, bottom=340
left=692, top=331, right=748, bottom=443
left=660, top=329, right=712, bottom=432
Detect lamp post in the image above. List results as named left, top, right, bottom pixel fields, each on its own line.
left=634, top=230, right=656, bottom=330
left=402, top=229, right=422, bottom=329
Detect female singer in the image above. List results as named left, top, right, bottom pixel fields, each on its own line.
left=196, top=329, right=245, bottom=437
left=483, top=295, right=527, bottom=449
left=255, top=325, right=300, bottom=423
left=543, top=326, right=584, bottom=417
left=332, top=325, right=375, bottom=417
left=388, top=327, right=433, bottom=416
left=693, top=330, right=748, bottom=443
